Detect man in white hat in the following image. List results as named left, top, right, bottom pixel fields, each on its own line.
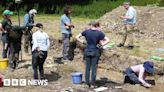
left=23, top=9, right=37, bottom=54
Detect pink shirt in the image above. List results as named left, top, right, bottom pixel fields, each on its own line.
left=130, top=64, right=146, bottom=84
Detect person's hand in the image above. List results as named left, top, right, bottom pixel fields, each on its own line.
left=71, top=25, right=75, bottom=28
left=32, top=24, right=36, bottom=27
left=4, top=30, right=7, bottom=33
left=143, top=83, right=152, bottom=88
left=120, top=16, right=125, bottom=19
left=38, top=51, right=44, bottom=58
left=36, top=47, right=40, bottom=52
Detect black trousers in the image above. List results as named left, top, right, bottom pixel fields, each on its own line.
left=32, top=51, right=47, bottom=79
left=8, top=41, right=21, bottom=69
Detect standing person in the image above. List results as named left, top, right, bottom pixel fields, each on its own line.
left=117, top=1, right=137, bottom=49
left=24, top=9, right=37, bottom=54
left=1, top=10, right=13, bottom=58
left=61, top=6, right=74, bottom=60
left=32, top=23, right=50, bottom=79
left=8, top=26, right=27, bottom=71
left=76, top=21, right=109, bottom=87
left=124, top=61, right=154, bottom=88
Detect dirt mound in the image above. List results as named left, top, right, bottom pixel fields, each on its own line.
left=99, top=6, right=164, bottom=40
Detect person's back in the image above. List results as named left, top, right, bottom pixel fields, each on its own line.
left=130, top=64, right=144, bottom=74
left=76, top=21, right=109, bottom=87
left=32, top=30, right=49, bottom=52
left=82, top=29, right=104, bottom=50
left=124, top=61, right=154, bottom=88
left=24, top=13, right=34, bottom=30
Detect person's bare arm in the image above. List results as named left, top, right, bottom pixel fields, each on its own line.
left=100, top=36, right=109, bottom=46
left=76, top=33, right=85, bottom=44
left=138, top=69, right=152, bottom=88
left=120, top=16, right=132, bottom=20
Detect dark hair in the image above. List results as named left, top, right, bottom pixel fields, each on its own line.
left=64, top=6, right=71, bottom=15
left=95, top=22, right=100, bottom=27
left=36, top=23, right=43, bottom=28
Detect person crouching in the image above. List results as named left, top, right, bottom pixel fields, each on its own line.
left=32, top=23, right=50, bottom=80
left=124, top=61, right=154, bottom=88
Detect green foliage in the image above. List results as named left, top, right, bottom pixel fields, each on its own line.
left=70, top=0, right=160, bottom=18
left=159, top=0, right=164, bottom=6
left=130, top=0, right=159, bottom=6
left=0, top=0, right=162, bottom=18
left=71, top=0, right=124, bottom=18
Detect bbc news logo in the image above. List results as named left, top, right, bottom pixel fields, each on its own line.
left=3, top=79, right=48, bottom=86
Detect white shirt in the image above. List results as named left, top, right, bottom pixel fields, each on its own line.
left=32, top=29, right=50, bottom=52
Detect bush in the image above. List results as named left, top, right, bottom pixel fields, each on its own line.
left=71, top=0, right=160, bottom=18
left=0, top=0, right=161, bottom=18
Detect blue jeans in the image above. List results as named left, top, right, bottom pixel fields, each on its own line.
left=62, top=33, right=71, bottom=59
left=84, top=49, right=100, bottom=84
left=32, top=51, right=47, bottom=79
left=124, top=68, right=141, bottom=84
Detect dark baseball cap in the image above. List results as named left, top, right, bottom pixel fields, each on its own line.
left=35, top=23, right=43, bottom=28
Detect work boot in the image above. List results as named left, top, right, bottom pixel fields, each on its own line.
left=117, top=43, right=124, bottom=47
left=127, top=45, right=134, bottom=50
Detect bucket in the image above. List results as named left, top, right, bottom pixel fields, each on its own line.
left=71, top=72, right=82, bottom=84
left=0, top=58, right=8, bottom=70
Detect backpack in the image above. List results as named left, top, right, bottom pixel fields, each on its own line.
left=9, top=25, right=23, bottom=40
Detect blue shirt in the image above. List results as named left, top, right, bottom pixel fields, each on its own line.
left=82, top=29, right=105, bottom=50
left=61, top=14, right=72, bottom=34
left=124, top=6, right=137, bottom=25
left=24, top=13, right=34, bottom=30
left=32, top=30, right=50, bottom=52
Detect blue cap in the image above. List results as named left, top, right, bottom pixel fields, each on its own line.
left=143, top=61, right=154, bottom=75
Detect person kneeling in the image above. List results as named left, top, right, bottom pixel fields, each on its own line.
left=32, top=23, right=50, bottom=80
left=124, top=61, right=154, bottom=88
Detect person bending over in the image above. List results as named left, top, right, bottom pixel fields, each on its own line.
left=124, top=61, right=154, bottom=88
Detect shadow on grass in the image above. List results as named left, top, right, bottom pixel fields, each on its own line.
left=45, top=71, right=61, bottom=82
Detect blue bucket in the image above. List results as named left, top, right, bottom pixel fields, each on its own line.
left=71, top=72, right=82, bottom=84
